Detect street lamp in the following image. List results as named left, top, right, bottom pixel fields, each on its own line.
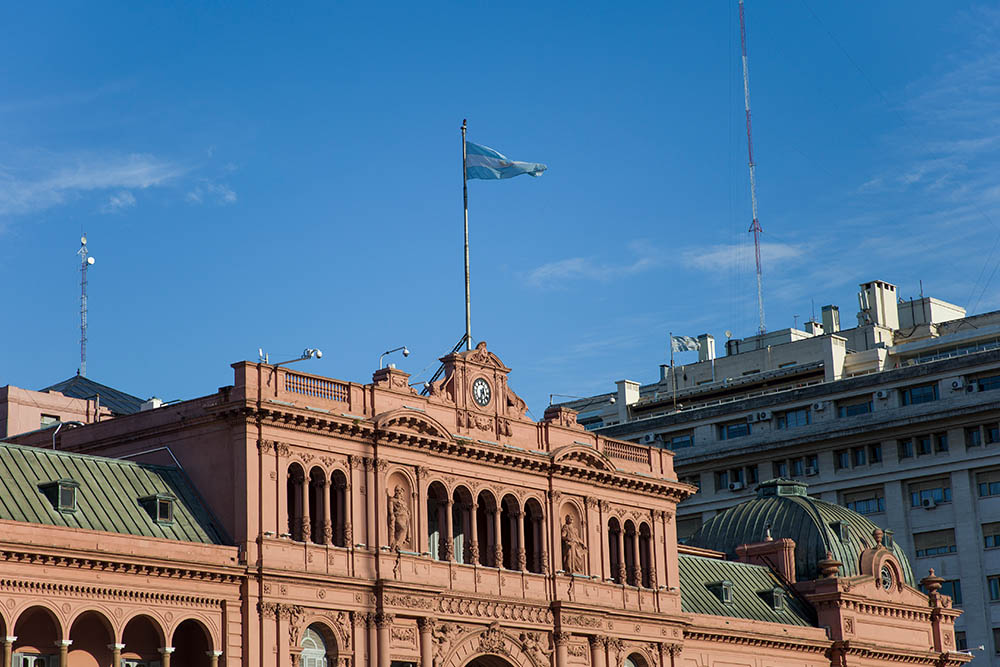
left=379, top=345, right=410, bottom=369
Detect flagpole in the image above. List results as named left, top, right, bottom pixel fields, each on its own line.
left=670, top=332, right=677, bottom=410
left=462, top=119, right=472, bottom=351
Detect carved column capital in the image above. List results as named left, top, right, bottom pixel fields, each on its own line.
left=375, top=612, right=394, bottom=628
left=553, top=632, right=571, bottom=647
left=417, top=617, right=437, bottom=632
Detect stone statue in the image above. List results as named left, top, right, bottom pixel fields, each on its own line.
left=388, top=486, right=410, bottom=550
left=561, top=515, right=587, bottom=574
left=520, top=631, right=553, bottom=666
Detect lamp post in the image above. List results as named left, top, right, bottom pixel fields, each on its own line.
left=379, top=346, right=410, bottom=369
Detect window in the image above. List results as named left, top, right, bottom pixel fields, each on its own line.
left=746, top=465, right=759, bottom=484
left=14, top=656, right=57, bottom=667
left=935, top=433, right=949, bottom=453
left=718, top=421, right=751, bottom=440
left=978, top=470, right=1000, bottom=497
left=830, top=521, right=850, bottom=541
left=898, top=439, right=914, bottom=460
left=869, top=443, right=882, bottom=463
left=777, top=408, right=811, bottom=429
left=668, top=433, right=694, bottom=450
left=38, top=479, right=79, bottom=513
left=922, top=579, right=962, bottom=605
left=956, top=631, right=967, bottom=651
left=902, top=383, right=939, bottom=406
left=39, top=414, right=60, bottom=428
left=680, top=475, right=701, bottom=492
left=852, top=446, right=867, bottom=467
left=709, top=580, right=733, bottom=603
left=988, top=423, right=1000, bottom=445
left=985, top=522, right=1000, bottom=549
left=967, top=426, right=983, bottom=448
left=990, top=576, right=1000, bottom=602
left=994, top=627, right=1000, bottom=655
left=978, top=374, right=1000, bottom=392
left=715, top=470, right=729, bottom=491
left=917, top=435, right=932, bottom=456
left=914, top=529, right=957, bottom=557
left=157, top=498, right=174, bottom=523
left=791, top=458, right=805, bottom=477
left=910, top=478, right=952, bottom=507
left=807, top=454, right=819, bottom=471
left=837, top=399, right=873, bottom=418
left=843, top=488, right=885, bottom=515
left=773, top=460, right=788, bottom=477
left=835, top=450, right=850, bottom=470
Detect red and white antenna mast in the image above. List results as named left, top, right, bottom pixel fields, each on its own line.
left=739, top=0, right=766, bottom=335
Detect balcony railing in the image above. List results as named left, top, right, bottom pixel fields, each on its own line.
left=285, top=372, right=350, bottom=403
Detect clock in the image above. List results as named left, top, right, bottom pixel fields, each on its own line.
left=472, top=378, right=492, bottom=407
left=880, top=564, right=893, bottom=591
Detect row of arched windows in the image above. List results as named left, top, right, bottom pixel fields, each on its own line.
left=284, top=464, right=658, bottom=588
left=609, top=518, right=653, bottom=588
left=287, top=463, right=349, bottom=546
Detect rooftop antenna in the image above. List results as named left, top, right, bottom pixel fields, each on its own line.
left=739, top=0, right=766, bottom=335
left=77, top=234, right=95, bottom=377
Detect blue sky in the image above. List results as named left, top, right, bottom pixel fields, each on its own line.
left=2, top=2, right=999, bottom=416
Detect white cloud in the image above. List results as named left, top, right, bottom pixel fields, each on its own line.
left=186, top=181, right=237, bottom=205
left=682, top=242, right=807, bottom=272
left=102, top=190, right=136, bottom=213
left=0, top=152, right=183, bottom=216
left=523, top=242, right=659, bottom=288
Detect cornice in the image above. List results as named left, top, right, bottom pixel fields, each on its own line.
left=683, top=627, right=828, bottom=653
left=0, top=577, right=229, bottom=609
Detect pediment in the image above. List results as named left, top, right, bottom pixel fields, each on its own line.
left=444, top=341, right=511, bottom=372
left=375, top=409, right=452, bottom=441
left=552, top=445, right=616, bottom=472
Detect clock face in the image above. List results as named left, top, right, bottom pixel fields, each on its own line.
left=880, top=564, right=893, bottom=590
left=472, top=378, right=492, bottom=407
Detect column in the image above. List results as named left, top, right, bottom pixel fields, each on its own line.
left=469, top=501, right=480, bottom=564
left=515, top=510, right=526, bottom=570
left=300, top=476, right=311, bottom=542
left=375, top=613, right=393, bottom=667
left=56, top=640, right=71, bottom=667
left=367, top=614, right=378, bottom=667
left=648, top=513, right=660, bottom=590
left=443, top=498, right=455, bottom=561
left=207, top=651, right=223, bottom=667
left=532, top=515, right=543, bottom=572
left=617, top=529, right=626, bottom=584
left=417, top=618, right=436, bottom=667
left=554, top=632, right=569, bottom=667
left=3, top=637, right=16, bottom=667
left=588, top=636, right=606, bottom=667
left=159, top=647, right=175, bottom=667
left=493, top=506, right=503, bottom=568
left=322, top=477, right=333, bottom=544
left=365, top=458, right=376, bottom=549
left=632, top=528, right=642, bottom=586
left=109, top=643, right=124, bottom=667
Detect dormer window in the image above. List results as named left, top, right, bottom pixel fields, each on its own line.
left=771, top=587, right=785, bottom=611
left=39, top=479, right=79, bottom=513
left=139, top=493, right=176, bottom=525
left=708, top=580, right=734, bottom=604
left=831, top=521, right=850, bottom=541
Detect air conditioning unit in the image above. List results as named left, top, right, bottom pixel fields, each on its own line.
left=951, top=379, right=965, bottom=391
left=641, top=433, right=658, bottom=445
left=729, top=481, right=745, bottom=492
left=967, top=383, right=980, bottom=393
left=813, top=401, right=826, bottom=412
left=805, top=466, right=819, bottom=477
left=875, top=390, right=890, bottom=400
left=748, top=410, right=771, bottom=423
left=921, top=497, right=937, bottom=510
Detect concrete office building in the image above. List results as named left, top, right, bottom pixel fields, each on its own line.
left=562, top=279, right=1000, bottom=662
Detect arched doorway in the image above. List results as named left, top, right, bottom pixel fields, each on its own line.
left=13, top=606, right=61, bottom=666
left=172, top=618, right=213, bottom=667
left=300, top=624, right=335, bottom=667
left=625, top=654, right=649, bottom=667
left=68, top=610, right=114, bottom=667
left=465, top=657, right=516, bottom=667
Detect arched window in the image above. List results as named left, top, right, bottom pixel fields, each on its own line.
left=624, top=654, right=648, bottom=667
left=301, top=625, right=328, bottom=667
left=427, top=482, right=450, bottom=561
left=331, top=470, right=348, bottom=547
left=287, top=463, right=306, bottom=540
left=500, top=495, right=521, bottom=570
left=608, top=518, right=623, bottom=583
left=453, top=487, right=473, bottom=564
left=476, top=491, right=498, bottom=567
left=309, top=467, right=325, bottom=543
left=524, top=498, right=545, bottom=574
left=624, top=520, right=638, bottom=586
left=639, top=522, right=652, bottom=588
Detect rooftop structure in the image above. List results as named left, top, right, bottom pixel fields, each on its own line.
left=563, top=279, right=1000, bottom=660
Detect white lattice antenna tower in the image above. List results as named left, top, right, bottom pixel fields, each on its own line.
left=740, top=0, right=766, bottom=334
left=77, top=234, right=95, bottom=376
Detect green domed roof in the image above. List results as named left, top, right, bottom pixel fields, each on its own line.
left=687, top=479, right=914, bottom=585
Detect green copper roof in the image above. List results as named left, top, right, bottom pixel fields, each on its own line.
left=687, top=479, right=914, bottom=585
left=0, top=442, right=228, bottom=544
left=678, top=554, right=815, bottom=626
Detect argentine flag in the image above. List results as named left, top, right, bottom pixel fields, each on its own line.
left=466, top=142, right=547, bottom=180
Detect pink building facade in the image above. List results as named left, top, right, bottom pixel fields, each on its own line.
left=2, top=343, right=969, bottom=667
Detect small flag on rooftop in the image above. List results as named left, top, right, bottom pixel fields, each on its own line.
left=465, top=141, right=547, bottom=180
left=671, top=335, right=700, bottom=353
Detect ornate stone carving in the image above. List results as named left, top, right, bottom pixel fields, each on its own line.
left=585, top=497, right=599, bottom=508
left=387, top=486, right=411, bottom=550
left=561, top=515, right=587, bottom=574
left=375, top=612, right=395, bottom=628
left=257, top=439, right=275, bottom=454
left=431, top=622, right=463, bottom=662
left=417, top=617, right=437, bottom=632
left=384, top=594, right=435, bottom=610
left=566, top=644, right=587, bottom=658
left=553, top=632, right=571, bottom=647
left=375, top=459, right=389, bottom=472
left=276, top=443, right=290, bottom=457
left=391, top=627, right=415, bottom=643
left=479, top=622, right=509, bottom=656
left=520, top=632, right=552, bottom=666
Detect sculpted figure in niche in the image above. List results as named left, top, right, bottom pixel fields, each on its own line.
left=388, top=486, right=411, bottom=550
left=561, top=514, right=587, bottom=574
